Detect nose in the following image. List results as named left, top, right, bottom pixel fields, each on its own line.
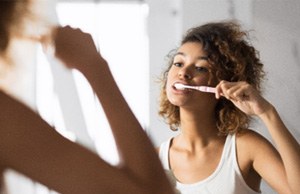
left=178, top=67, right=192, bottom=80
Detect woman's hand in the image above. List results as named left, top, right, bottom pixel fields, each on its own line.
left=215, top=80, right=273, bottom=116
left=52, top=25, right=106, bottom=73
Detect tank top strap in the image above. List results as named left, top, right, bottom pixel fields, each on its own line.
left=159, top=137, right=172, bottom=169
left=221, top=134, right=236, bottom=161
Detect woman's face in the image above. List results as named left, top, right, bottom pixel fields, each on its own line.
left=166, top=42, right=218, bottom=109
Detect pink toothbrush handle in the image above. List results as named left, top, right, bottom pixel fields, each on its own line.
left=198, top=86, right=216, bottom=93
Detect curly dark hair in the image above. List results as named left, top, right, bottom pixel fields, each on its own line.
left=159, top=20, right=265, bottom=135
left=0, top=0, right=31, bottom=58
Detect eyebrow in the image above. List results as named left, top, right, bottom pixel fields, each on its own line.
left=175, top=52, right=208, bottom=61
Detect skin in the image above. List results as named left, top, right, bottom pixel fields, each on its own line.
left=162, top=41, right=300, bottom=194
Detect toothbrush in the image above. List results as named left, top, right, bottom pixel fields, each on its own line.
left=174, top=83, right=216, bottom=93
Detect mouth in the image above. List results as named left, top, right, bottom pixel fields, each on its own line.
left=173, top=83, right=186, bottom=90
left=172, top=85, right=183, bottom=91
left=172, top=82, right=190, bottom=92
left=172, top=82, right=183, bottom=90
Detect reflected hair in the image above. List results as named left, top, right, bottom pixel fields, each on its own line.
left=159, top=20, right=265, bottom=134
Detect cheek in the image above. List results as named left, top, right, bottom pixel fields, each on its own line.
left=165, top=74, right=179, bottom=104
left=165, top=79, right=173, bottom=100
left=166, top=90, right=178, bottom=106
left=207, top=71, right=218, bottom=86
left=195, top=75, right=215, bottom=86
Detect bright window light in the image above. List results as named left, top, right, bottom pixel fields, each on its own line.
left=36, top=2, right=149, bottom=165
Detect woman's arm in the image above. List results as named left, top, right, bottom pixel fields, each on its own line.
left=53, top=26, right=174, bottom=194
left=258, top=106, right=300, bottom=194
left=0, top=91, right=146, bottom=194
left=216, top=80, right=300, bottom=194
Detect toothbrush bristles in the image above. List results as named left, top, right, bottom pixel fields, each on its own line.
left=174, top=83, right=186, bottom=90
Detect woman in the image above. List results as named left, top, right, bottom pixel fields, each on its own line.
left=0, top=0, right=174, bottom=193
left=158, top=21, right=300, bottom=194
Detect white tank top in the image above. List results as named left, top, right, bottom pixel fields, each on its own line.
left=159, top=134, right=261, bottom=194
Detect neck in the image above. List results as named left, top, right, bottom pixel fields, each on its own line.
left=178, top=107, right=220, bottom=147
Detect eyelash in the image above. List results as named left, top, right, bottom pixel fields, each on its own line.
left=172, top=62, right=208, bottom=73
left=195, top=66, right=208, bottom=73
left=173, top=62, right=183, bottom=67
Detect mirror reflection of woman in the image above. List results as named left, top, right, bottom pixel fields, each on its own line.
left=158, top=21, right=300, bottom=194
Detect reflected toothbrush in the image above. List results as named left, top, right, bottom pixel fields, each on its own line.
left=174, top=83, right=216, bottom=93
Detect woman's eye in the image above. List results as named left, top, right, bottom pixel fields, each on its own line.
left=195, top=66, right=208, bottom=72
left=173, top=62, right=183, bottom=67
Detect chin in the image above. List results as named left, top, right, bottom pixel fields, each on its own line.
left=168, top=98, right=187, bottom=107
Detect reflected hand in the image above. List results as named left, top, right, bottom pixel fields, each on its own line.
left=215, top=80, right=272, bottom=116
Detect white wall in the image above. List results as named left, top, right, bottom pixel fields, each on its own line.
left=252, top=0, right=300, bottom=140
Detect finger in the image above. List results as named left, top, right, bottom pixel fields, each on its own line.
left=226, top=82, right=250, bottom=101
left=216, top=81, right=248, bottom=101
left=215, top=80, right=229, bottom=99
left=217, top=80, right=235, bottom=100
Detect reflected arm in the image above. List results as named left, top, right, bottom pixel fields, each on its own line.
left=258, top=106, right=300, bottom=194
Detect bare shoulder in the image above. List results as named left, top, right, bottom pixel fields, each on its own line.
left=236, top=129, right=272, bottom=147
left=236, top=129, right=279, bottom=160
